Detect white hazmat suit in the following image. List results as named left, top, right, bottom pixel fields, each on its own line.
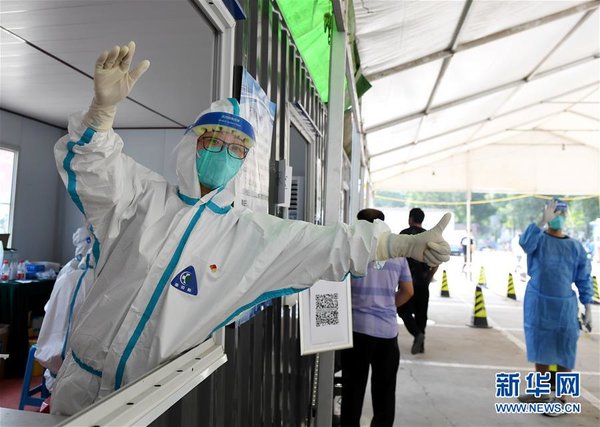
left=51, top=42, right=450, bottom=415
left=35, top=225, right=95, bottom=392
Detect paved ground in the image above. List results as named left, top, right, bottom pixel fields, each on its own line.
left=360, top=251, right=600, bottom=426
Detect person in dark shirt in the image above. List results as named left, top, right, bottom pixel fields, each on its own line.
left=397, top=208, right=438, bottom=354
left=461, top=233, right=475, bottom=272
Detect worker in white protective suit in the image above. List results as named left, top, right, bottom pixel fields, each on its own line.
left=51, top=42, right=451, bottom=415
left=35, top=225, right=95, bottom=392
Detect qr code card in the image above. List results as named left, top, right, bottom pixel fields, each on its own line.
left=315, top=293, right=340, bottom=327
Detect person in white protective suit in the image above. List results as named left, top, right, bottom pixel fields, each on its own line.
left=35, top=225, right=95, bottom=392
left=51, top=42, right=452, bottom=415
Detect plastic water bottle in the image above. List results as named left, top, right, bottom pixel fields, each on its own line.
left=0, top=260, right=9, bottom=281
left=16, top=260, right=26, bottom=280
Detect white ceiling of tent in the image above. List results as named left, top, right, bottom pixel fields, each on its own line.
left=354, top=0, right=600, bottom=194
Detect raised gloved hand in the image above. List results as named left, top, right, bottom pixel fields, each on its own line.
left=83, top=41, right=150, bottom=131
left=376, top=212, right=451, bottom=267
left=582, top=304, right=592, bottom=332
left=538, top=200, right=557, bottom=228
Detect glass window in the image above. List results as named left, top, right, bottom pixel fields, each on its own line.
left=0, top=147, right=17, bottom=235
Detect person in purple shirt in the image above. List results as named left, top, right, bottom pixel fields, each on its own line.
left=341, top=208, right=414, bottom=427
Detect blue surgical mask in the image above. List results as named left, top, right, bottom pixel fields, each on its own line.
left=196, top=149, right=243, bottom=190
left=548, top=216, right=565, bottom=230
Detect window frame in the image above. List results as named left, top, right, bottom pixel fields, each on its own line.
left=0, top=144, right=18, bottom=245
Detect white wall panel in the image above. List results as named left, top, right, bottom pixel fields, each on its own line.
left=0, top=110, right=64, bottom=262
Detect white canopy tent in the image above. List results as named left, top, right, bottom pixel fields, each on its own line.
left=352, top=0, right=600, bottom=196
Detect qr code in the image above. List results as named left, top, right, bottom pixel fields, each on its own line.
left=315, top=293, right=339, bottom=327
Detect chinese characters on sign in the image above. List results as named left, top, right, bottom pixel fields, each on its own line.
left=494, top=372, right=582, bottom=415
left=495, top=371, right=581, bottom=399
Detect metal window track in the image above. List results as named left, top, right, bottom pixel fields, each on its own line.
left=58, top=340, right=227, bottom=427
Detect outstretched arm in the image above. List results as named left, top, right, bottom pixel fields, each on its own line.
left=54, top=42, right=160, bottom=253
left=519, top=223, right=544, bottom=255
left=377, top=213, right=452, bottom=267
left=537, top=200, right=558, bottom=229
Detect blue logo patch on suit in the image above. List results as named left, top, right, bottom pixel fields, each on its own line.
left=170, top=266, right=198, bottom=295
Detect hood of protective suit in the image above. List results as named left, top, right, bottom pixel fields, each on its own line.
left=175, top=98, right=256, bottom=203
left=72, top=225, right=93, bottom=269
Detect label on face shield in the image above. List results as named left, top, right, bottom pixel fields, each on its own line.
left=170, top=266, right=198, bottom=296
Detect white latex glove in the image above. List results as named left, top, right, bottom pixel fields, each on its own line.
left=538, top=200, right=557, bottom=228
left=376, top=213, right=451, bottom=267
left=83, top=41, right=150, bottom=131
left=582, top=304, right=592, bottom=332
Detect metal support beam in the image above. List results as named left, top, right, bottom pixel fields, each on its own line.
left=501, top=128, right=600, bottom=151
left=569, top=110, right=600, bottom=122
left=367, top=0, right=600, bottom=81
left=370, top=125, right=600, bottom=178
left=365, top=55, right=599, bottom=134
left=345, top=42, right=363, bottom=137
left=371, top=135, right=501, bottom=182
left=465, top=190, right=472, bottom=283
left=369, top=81, right=599, bottom=160
left=546, top=130, right=600, bottom=150
left=485, top=9, right=599, bottom=127
left=332, top=0, right=346, bottom=32
left=507, top=128, right=600, bottom=132
left=344, top=36, right=371, bottom=208
left=350, top=123, right=361, bottom=221
left=323, top=35, right=347, bottom=225
left=526, top=9, right=596, bottom=80
left=423, top=0, right=474, bottom=115
left=416, top=0, right=473, bottom=144
left=370, top=104, right=579, bottom=179
left=456, top=1, right=598, bottom=53
left=316, top=28, right=347, bottom=427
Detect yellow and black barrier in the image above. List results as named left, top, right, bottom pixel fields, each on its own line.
left=549, top=364, right=558, bottom=387
left=440, top=270, right=450, bottom=297
left=478, top=266, right=487, bottom=288
left=469, top=285, right=491, bottom=328
left=507, top=273, right=517, bottom=300
left=593, top=276, right=599, bottom=305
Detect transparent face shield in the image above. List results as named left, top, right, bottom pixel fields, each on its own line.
left=554, top=200, right=568, bottom=216
left=548, top=200, right=568, bottom=230
left=184, top=111, right=257, bottom=191
left=192, top=125, right=253, bottom=160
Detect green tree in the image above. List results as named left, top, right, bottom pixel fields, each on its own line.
left=375, top=191, right=600, bottom=244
